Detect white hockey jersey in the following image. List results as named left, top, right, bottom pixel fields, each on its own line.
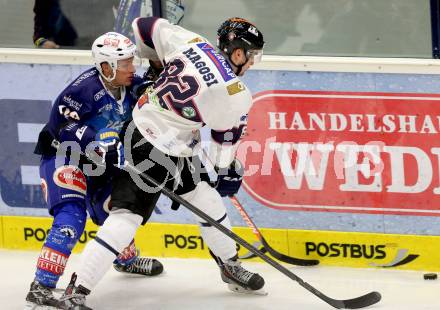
left=131, top=17, right=252, bottom=168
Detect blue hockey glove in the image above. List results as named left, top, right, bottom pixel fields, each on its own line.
left=214, top=159, right=244, bottom=197
left=95, top=128, right=125, bottom=170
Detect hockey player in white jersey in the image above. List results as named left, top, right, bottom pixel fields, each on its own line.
left=59, top=17, right=265, bottom=309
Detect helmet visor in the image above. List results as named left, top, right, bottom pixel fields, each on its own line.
left=116, top=56, right=141, bottom=72
left=247, top=49, right=263, bottom=63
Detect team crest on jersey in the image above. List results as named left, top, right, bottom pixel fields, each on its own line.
left=196, top=43, right=236, bottom=82
left=182, top=106, right=196, bottom=118
left=53, top=166, right=87, bottom=195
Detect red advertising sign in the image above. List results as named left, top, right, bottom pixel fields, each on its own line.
left=239, top=90, right=440, bottom=216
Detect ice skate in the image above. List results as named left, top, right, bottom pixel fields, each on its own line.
left=114, top=256, right=164, bottom=276
left=24, top=281, right=60, bottom=309
left=219, top=255, right=267, bottom=296
left=58, top=273, right=92, bottom=310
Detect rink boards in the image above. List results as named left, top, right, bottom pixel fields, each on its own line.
left=2, top=52, right=440, bottom=235
left=1, top=215, right=439, bottom=272
left=2, top=50, right=440, bottom=273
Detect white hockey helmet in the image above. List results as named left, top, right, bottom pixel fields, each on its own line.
left=92, top=32, right=137, bottom=82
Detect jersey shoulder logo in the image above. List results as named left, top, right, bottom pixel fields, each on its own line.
left=227, top=81, right=246, bottom=96
left=196, top=43, right=236, bottom=82
left=187, top=37, right=204, bottom=44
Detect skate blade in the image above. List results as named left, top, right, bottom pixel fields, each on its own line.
left=24, top=302, right=58, bottom=310
left=227, top=283, right=268, bottom=296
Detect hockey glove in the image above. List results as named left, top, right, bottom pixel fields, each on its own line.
left=132, top=79, right=154, bottom=99
left=214, top=159, right=244, bottom=197
left=132, top=61, right=164, bottom=99
left=144, top=59, right=163, bottom=81
left=95, top=128, right=125, bottom=171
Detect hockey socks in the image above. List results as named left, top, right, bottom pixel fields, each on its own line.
left=35, top=202, right=87, bottom=288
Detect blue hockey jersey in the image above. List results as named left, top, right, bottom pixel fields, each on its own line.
left=36, top=68, right=143, bottom=155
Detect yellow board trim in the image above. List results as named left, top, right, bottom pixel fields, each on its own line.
left=0, top=216, right=3, bottom=248
left=1, top=215, right=439, bottom=271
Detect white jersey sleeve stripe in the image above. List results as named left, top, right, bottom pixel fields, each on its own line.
left=132, top=17, right=161, bottom=62
left=135, top=17, right=159, bottom=49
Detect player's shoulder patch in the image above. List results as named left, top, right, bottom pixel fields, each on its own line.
left=227, top=81, right=246, bottom=96
left=195, top=43, right=236, bottom=82
left=187, top=37, right=204, bottom=44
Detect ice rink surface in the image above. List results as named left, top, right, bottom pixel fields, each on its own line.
left=2, top=249, right=438, bottom=310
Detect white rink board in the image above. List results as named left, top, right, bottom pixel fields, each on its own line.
left=2, top=49, right=440, bottom=238
left=3, top=249, right=438, bottom=310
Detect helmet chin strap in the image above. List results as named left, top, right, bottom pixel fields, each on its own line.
left=221, top=48, right=248, bottom=76
left=230, top=55, right=248, bottom=76
left=101, top=68, right=117, bottom=83
left=99, top=73, right=123, bottom=100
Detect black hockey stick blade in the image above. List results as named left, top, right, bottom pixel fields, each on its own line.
left=300, top=281, right=382, bottom=309
left=259, top=235, right=319, bottom=266
left=200, top=150, right=318, bottom=266
left=234, top=220, right=318, bottom=265
left=127, top=163, right=382, bottom=309
left=229, top=196, right=319, bottom=266
left=51, top=142, right=381, bottom=309
left=342, top=291, right=382, bottom=309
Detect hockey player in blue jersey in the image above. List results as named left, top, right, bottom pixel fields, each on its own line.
left=58, top=16, right=265, bottom=310
left=25, top=32, right=163, bottom=309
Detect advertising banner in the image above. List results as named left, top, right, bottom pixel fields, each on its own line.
left=3, top=215, right=440, bottom=271
left=2, top=62, right=440, bottom=235
left=242, top=90, right=440, bottom=216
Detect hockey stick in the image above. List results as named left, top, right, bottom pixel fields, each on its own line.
left=229, top=196, right=319, bottom=266
left=125, top=163, right=382, bottom=309
left=200, top=149, right=319, bottom=266
left=51, top=141, right=380, bottom=308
